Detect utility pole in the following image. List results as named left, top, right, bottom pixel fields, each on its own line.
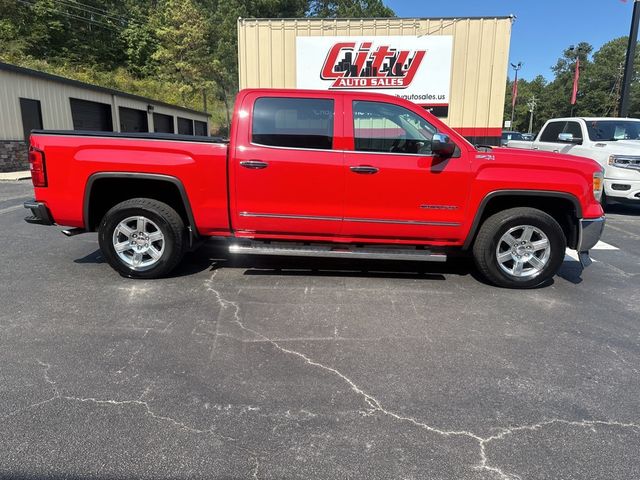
left=620, top=0, right=640, bottom=117
left=611, top=62, right=625, bottom=117
left=510, top=62, right=522, bottom=128
left=527, top=95, right=537, bottom=134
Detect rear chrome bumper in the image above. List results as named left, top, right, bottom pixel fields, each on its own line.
left=577, top=216, right=605, bottom=253
left=24, top=200, right=54, bottom=226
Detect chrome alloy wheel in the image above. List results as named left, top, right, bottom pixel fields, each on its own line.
left=112, top=216, right=165, bottom=271
left=496, top=225, right=551, bottom=278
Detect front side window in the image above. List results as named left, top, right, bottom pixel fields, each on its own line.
left=252, top=97, right=334, bottom=150
left=539, top=122, right=565, bottom=143
left=563, top=121, right=583, bottom=142
left=353, top=101, right=437, bottom=154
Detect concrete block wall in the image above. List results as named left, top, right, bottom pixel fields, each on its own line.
left=0, top=141, right=28, bottom=172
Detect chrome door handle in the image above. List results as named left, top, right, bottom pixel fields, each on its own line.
left=350, top=165, right=379, bottom=174
left=240, top=160, right=268, bottom=169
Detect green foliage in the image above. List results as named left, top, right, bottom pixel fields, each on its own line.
left=307, top=0, right=394, bottom=17
left=506, top=38, right=640, bottom=133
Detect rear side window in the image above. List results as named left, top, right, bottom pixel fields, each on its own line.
left=252, top=97, right=334, bottom=150
left=539, top=122, right=565, bottom=143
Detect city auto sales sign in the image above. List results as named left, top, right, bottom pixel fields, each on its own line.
left=296, top=36, right=453, bottom=104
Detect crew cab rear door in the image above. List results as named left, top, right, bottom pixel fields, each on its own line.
left=342, top=98, right=471, bottom=242
left=231, top=92, right=344, bottom=236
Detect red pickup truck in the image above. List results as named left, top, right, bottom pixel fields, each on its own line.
left=24, top=89, right=605, bottom=288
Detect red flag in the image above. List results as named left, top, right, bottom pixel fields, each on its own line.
left=512, top=71, right=518, bottom=108
left=571, top=58, right=580, bottom=105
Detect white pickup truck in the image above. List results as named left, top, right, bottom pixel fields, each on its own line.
left=506, top=117, right=640, bottom=205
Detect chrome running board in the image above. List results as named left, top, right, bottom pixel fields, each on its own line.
left=228, top=241, right=447, bottom=262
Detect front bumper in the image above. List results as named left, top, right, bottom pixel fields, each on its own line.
left=577, top=216, right=605, bottom=253
left=24, top=200, right=54, bottom=226
left=604, top=178, right=640, bottom=202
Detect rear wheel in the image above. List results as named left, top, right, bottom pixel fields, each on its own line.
left=472, top=207, right=566, bottom=288
left=98, top=198, right=185, bottom=279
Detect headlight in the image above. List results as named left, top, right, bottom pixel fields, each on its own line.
left=593, top=171, right=604, bottom=202
left=608, top=154, right=640, bottom=170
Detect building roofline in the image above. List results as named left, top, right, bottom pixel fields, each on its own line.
left=0, top=62, right=209, bottom=117
left=239, top=15, right=515, bottom=22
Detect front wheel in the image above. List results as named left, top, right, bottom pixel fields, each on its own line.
left=98, top=198, right=186, bottom=279
left=472, top=207, right=566, bottom=288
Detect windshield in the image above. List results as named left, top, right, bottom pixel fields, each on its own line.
left=585, top=120, right=640, bottom=141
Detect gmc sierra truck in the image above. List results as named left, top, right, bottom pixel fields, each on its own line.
left=24, top=89, right=605, bottom=288
left=506, top=117, right=640, bottom=205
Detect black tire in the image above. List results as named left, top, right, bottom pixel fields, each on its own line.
left=600, top=189, right=608, bottom=211
left=472, top=207, right=566, bottom=289
left=98, top=198, right=186, bottom=279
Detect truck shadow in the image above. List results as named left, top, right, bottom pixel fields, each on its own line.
left=74, top=241, right=581, bottom=288
left=182, top=241, right=472, bottom=282
left=604, top=203, right=640, bottom=216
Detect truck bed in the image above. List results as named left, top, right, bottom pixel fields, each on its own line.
left=29, top=130, right=231, bottom=235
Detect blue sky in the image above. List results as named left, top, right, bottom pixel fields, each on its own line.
left=385, top=0, right=635, bottom=80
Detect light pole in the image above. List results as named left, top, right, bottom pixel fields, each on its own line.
left=510, top=61, right=522, bottom=128
left=620, top=0, right=640, bottom=117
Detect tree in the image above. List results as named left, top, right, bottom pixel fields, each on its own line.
left=307, top=0, right=394, bottom=17
left=504, top=38, right=640, bottom=130
left=152, top=0, right=213, bottom=105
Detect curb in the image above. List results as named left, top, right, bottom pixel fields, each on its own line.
left=0, top=171, right=31, bottom=181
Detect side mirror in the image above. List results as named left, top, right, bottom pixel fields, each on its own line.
left=432, top=133, right=456, bottom=158
left=558, top=133, right=582, bottom=144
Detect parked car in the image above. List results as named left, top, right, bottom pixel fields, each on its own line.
left=506, top=117, right=640, bottom=205
left=24, top=89, right=604, bottom=288
left=501, top=130, right=524, bottom=146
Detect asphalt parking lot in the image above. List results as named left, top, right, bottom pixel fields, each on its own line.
left=1, top=179, right=639, bottom=480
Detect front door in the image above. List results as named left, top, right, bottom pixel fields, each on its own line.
left=342, top=99, right=471, bottom=242
left=232, top=93, right=344, bottom=237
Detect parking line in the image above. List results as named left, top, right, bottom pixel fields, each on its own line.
left=0, top=204, right=23, bottom=215
left=591, top=241, right=618, bottom=250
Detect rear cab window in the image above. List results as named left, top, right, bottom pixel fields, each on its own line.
left=251, top=97, right=334, bottom=150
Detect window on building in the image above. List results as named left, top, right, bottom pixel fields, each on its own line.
left=177, top=117, right=194, bottom=135
left=539, top=122, right=565, bottom=143
left=251, top=97, right=334, bottom=150
left=19, top=98, right=43, bottom=142
left=119, top=107, right=148, bottom=132
left=194, top=120, right=208, bottom=136
left=153, top=113, right=174, bottom=133
left=353, top=101, right=437, bottom=154
left=70, top=98, right=113, bottom=132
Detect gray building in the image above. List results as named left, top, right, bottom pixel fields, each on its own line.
left=0, top=62, right=210, bottom=172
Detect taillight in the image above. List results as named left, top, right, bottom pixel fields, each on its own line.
left=29, top=149, right=47, bottom=187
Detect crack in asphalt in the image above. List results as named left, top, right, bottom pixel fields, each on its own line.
left=205, top=273, right=640, bottom=480
left=4, top=273, right=638, bottom=480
